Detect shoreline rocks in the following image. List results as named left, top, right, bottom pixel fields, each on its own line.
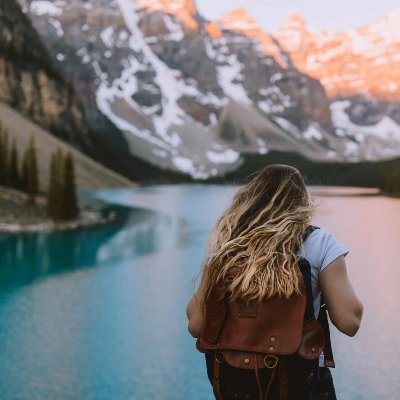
left=0, top=186, right=115, bottom=233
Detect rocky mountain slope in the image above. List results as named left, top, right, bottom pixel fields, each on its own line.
left=0, top=0, right=91, bottom=149
left=19, top=0, right=400, bottom=179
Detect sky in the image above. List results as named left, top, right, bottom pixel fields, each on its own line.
left=196, top=0, right=400, bottom=31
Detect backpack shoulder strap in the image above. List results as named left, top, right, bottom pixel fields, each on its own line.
left=303, top=225, right=320, bottom=242
left=298, top=226, right=319, bottom=321
left=318, top=297, right=336, bottom=368
left=302, top=226, right=335, bottom=367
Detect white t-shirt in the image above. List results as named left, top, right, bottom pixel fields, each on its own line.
left=300, top=227, right=349, bottom=367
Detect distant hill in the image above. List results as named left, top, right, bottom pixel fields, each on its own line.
left=0, top=101, right=134, bottom=189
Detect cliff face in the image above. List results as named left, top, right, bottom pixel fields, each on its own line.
left=0, top=0, right=89, bottom=149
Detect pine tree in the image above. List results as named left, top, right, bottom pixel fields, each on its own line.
left=47, top=148, right=64, bottom=221
left=220, top=119, right=236, bottom=142
left=7, top=139, right=20, bottom=189
left=22, top=136, right=39, bottom=204
left=62, top=152, right=79, bottom=220
left=0, top=125, right=10, bottom=186
left=21, top=146, right=28, bottom=192
left=0, top=124, right=4, bottom=186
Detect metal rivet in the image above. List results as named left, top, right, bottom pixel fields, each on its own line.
left=269, top=346, right=274, bottom=351
left=270, top=336, right=276, bottom=342
left=244, top=358, right=250, bottom=365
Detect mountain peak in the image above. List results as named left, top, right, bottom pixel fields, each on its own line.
left=359, top=8, right=400, bottom=39
left=278, top=12, right=307, bottom=31
left=136, top=0, right=197, bottom=15
left=218, top=7, right=261, bottom=34
left=136, top=0, right=199, bottom=31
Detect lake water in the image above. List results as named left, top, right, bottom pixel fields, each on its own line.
left=0, top=185, right=399, bottom=399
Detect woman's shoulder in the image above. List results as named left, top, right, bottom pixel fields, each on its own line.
left=306, top=226, right=333, bottom=241
left=303, top=226, right=349, bottom=271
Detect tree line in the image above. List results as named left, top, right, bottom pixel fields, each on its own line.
left=0, top=122, right=79, bottom=221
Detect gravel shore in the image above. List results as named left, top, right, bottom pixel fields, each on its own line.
left=0, top=186, right=115, bottom=233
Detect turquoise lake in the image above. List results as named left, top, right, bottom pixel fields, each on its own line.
left=0, top=184, right=399, bottom=399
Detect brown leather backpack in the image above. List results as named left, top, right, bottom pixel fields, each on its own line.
left=197, top=259, right=325, bottom=400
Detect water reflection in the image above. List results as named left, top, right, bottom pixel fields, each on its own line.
left=0, top=204, right=188, bottom=291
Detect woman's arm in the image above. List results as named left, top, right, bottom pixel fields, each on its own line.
left=319, top=255, right=363, bottom=337
left=186, top=292, right=204, bottom=338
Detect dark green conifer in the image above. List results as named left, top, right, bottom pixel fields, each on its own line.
left=7, top=139, right=20, bottom=189
left=0, top=125, right=10, bottom=186
left=62, top=152, right=78, bottom=220
left=22, top=136, right=39, bottom=204
left=220, top=119, right=236, bottom=142
left=47, top=148, right=64, bottom=221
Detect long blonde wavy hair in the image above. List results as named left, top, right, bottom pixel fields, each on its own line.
left=197, top=164, right=314, bottom=310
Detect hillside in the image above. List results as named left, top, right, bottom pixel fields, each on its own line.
left=0, top=101, right=134, bottom=189
left=0, top=0, right=92, bottom=150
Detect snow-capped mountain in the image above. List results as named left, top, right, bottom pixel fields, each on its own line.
left=20, top=0, right=400, bottom=178
left=217, top=8, right=286, bottom=68
left=272, top=10, right=400, bottom=160
left=275, top=11, right=400, bottom=101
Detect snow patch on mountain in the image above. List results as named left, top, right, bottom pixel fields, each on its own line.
left=217, top=62, right=251, bottom=105
left=118, top=0, right=190, bottom=143
left=100, top=27, right=115, bottom=48
left=30, top=1, right=63, bottom=16
left=206, top=149, right=240, bottom=164
left=331, top=101, right=400, bottom=142
left=49, top=17, right=63, bottom=37
left=303, top=124, right=323, bottom=140
left=76, top=47, right=91, bottom=64
left=331, top=101, right=400, bottom=159
left=273, top=117, right=302, bottom=139
left=95, top=50, right=170, bottom=149
left=258, top=86, right=293, bottom=114
left=256, top=138, right=268, bottom=154
left=162, top=15, right=184, bottom=41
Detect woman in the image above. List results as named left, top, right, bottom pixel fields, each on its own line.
left=187, top=164, right=363, bottom=399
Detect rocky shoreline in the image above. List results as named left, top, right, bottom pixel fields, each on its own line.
left=0, top=187, right=115, bottom=233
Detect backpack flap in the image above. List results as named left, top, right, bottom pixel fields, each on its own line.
left=218, top=287, right=307, bottom=354
left=200, top=281, right=307, bottom=355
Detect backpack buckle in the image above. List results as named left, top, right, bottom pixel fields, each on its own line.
left=215, top=351, right=224, bottom=364
left=264, top=354, right=278, bottom=369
